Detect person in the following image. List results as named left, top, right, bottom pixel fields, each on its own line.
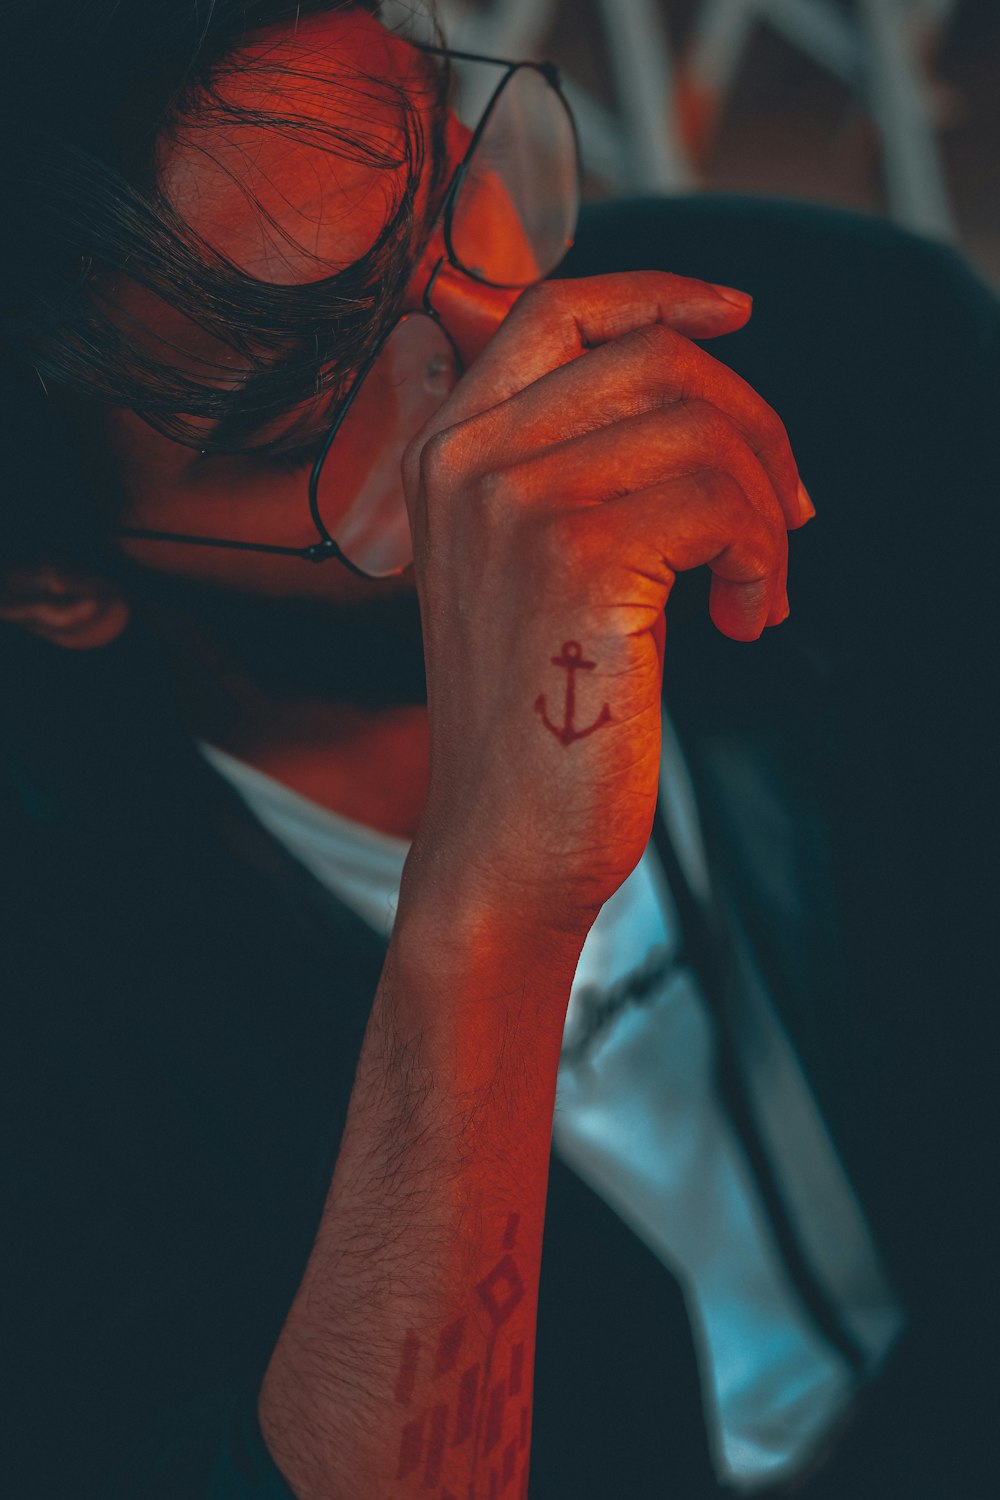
left=2, top=2, right=997, bottom=1497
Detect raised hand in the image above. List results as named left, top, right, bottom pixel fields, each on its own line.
left=259, top=272, right=814, bottom=1500
left=401, top=271, right=812, bottom=936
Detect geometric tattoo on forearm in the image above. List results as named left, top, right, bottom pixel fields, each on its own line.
left=392, top=1213, right=530, bottom=1498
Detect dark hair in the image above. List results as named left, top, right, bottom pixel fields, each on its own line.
left=0, top=0, right=447, bottom=569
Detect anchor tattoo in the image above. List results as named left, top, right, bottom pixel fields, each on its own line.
left=535, top=641, right=612, bottom=747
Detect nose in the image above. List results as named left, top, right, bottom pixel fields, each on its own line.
left=402, top=236, right=523, bottom=371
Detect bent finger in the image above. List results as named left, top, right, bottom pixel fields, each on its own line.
left=430, top=271, right=752, bottom=429
left=490, top=400, right=788, bottom=559
left=571, top=467, right=784, bottom=641
left=446, top=318, right=805, bottom=533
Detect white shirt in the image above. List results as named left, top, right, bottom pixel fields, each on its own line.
left=201, top=723, right=903, bottom=1490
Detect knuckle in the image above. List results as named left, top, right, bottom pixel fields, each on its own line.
left=757, top=406, right=797, bottom=480
left=678, top=468, right=741, bottom=551
left=684, top=464, right=722, bottom=505
left=683, top=406, right=784, bottom=530
left=685, top=395, right=724, bottom=428
left=417, top=424, right=465, bottom=492
left=702, top=467, right=745, bottom=521
left=401, top=431, right=428, bottom=495
left=723, top=530, right=771, bottom=585
left=513, top=279, right=562, bottom=320
left=746, top=512, right=783, bottom=573
left=630, top=321, right=677, bottom=362
left=472, top=465, right=517, bottom=518
left=704, top=471, right=767, bottom=553
left=681, top=397, right=732, bottom=449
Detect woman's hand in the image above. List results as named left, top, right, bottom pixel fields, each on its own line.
left=401, top=271, right=812, bottom=939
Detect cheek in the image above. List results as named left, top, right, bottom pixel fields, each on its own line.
left=107, top=409, right=305, bottom=538
left=105, top=411, right=324, bottom=594
left=104, top=409, right=423, bottom=601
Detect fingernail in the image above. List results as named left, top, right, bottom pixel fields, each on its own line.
left=713, top=283, right=753, bottom=310
left=796, top=479, right=816, bottom=521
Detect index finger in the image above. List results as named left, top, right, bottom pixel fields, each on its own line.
left=437, top=271, right=753, bottom=421
left=425, top=272, right=808, bottom=531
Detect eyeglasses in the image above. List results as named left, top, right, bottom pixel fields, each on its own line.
left=118, top=48, right=581, bottom=579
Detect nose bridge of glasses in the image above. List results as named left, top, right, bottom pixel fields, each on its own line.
left=377, top=50, right=579, bottom=397
left=400, top=77, right=482, bottom=314
left=419, top=257, right=522, bottom=366
left=402, top=215, right=448, bottom=310
left=398, top=210, right=522, bottom=368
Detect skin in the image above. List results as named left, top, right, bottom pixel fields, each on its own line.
left=0, top=9, right=810, bottom=839
left=1, top=8, right=815, bottom=1496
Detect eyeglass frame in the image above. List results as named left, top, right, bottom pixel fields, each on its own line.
left=116, top=46, right=582, bottom=579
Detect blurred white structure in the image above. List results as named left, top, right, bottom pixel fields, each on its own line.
left=683, top=0, right=958, bottom=238
left=386, top=0, right=960, bottom=240
left=385, top=0, right=695, bottom=189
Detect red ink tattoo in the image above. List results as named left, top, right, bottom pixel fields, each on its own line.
left=453, top=1363, right=480, bottom=1447
left=535, top=641, right=612, bottom=747
left=434, top=1316, right=467, bottom=1379
left=395, top=1413, right=425, bottom=1480
left=424, top=1403, right=449, bottom=1487
left=502, top=1437, right=518, bottom=1490
left=394, top=1330, right=421, bottom=1406
left=391, top=1226, right=528, bottom=1495
left=475, top=1255, right=525, bottom=1329
left=483, top=1380, right=506, bottom=1457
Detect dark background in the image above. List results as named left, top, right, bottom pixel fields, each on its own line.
left=469, top=0, right=1000, bottom=286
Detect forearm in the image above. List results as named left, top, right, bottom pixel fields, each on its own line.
left=256, top=896, right=584, bottom=1500
left=255, top=266, right=808, bottom=1497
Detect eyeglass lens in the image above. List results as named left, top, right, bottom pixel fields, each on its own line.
left=319, top=67, right=578, bottom=577
left=313, top=314, right=459, bottom=578
left=450, top=66, right=579, bottom=288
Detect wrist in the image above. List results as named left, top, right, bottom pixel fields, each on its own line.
left=393, top=873, right=588, bottom=990
left=398, top=822, right=597, bottom=954
left=386, top=877, right=587, bottom=1063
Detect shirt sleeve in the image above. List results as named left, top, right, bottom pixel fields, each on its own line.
left=86, top=1388, right=299, bottom=1500
left=209, top=1390, right=299, bottom=1500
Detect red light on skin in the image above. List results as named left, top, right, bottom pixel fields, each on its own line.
left=108, top=18, right=528, bottom=594
left=387, top=1217, right=535, bottom=1487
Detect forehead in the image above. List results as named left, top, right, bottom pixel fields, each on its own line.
left=158, top=7, right=437, bottom=285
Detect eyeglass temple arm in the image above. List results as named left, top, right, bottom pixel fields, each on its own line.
left=417, top=41, right=561, bottom=87
left=117, top=525, right=336, bottom=564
